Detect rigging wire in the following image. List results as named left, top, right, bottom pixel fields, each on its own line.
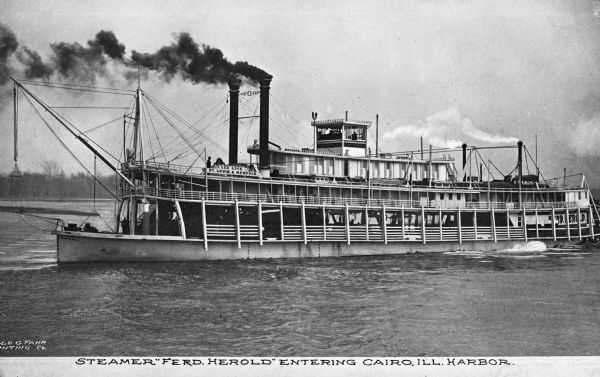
left=19, top=81, right=130, bottom=164
left=18, top=82, right=133, bottom=96
left=44, top=101, right=122, bottom=163
left=18, top=213, right=57, bottom=232
left=524, top=146, right=548, bottom=183
left=141, top=104, right=156, bottom=162
left=51, top=106, right=130, bottom=109
left=19, top=78, right=134, bottom=93
left=80, top=115, right=124, bottom=135
left=144, top=96, right=205, bottom=158
left=142, top=96, right=167, bottom=163
left=269, top=95, right=312, bottom=145
left=21, top=92, right=119, bottom=200
left=473, top=148, right=495, bottom=180
left=190, top=95, right=229, bottom=127
left=143, top=92, right=227, bottom=154
left=489, top=160, right=507, bottom=178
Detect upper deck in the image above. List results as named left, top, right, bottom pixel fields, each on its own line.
left=120, top=160, right=592, bottom=211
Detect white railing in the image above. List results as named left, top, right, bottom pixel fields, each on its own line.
left=121, top=186, right=586, bottom=210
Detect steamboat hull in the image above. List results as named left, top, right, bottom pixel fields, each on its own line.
left=55, top=231, right=569, bottom=263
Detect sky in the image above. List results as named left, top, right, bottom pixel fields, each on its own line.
left=1, top=0, right=600, bottom=186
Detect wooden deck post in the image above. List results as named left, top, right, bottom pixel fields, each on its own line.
left=457, top=207, right=462, bottom=244
left=234, top=199, right=241, bottom=249
left=258, top=201, right=263, bottom=246
left=201, top=199, right=208, bottom=250
left=565, top=207, right=570, bottom=241
left=365, top=206, right=369, bottom=241
left=322, top=204, right=327, bottom=241
left=589, top=206, right=595, bottom=238
left=439, top=208, right=443, bottom=241
left=551, top=207, right=556, bottom=241
left=279, top=201, right=285, bottom=241
left=154, top=199, right=159, bottom=236
left=535, top=208, right=539, bottom=239
left=129, top=198, right=135, bottom=235
left=301, top=201, right=307, bottom=245
left=491, top=207, right=497, bottom=242
left=174, top=200, right=186, bottom=239
left=345, top=203, right=350, bottom=245
left=421, top=206, right=426, bottom=244
left=473, top=208, right=478, bottom=240
left=506, top=210, right=511, bottom=239
left=577, top=207, right=582, bottom=240
left=523, top=208, right=528, bottom=242
left=382, top=205, right=388, bottom=244
left=401, top=207, right=405, bottom=240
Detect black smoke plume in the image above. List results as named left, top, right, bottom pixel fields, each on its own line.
left=0, top=23, right=19, bottom=84
left=17, top=47, right=54, bottom=79
left=130, top=32, right=268, bottom=84
left=0, top=24, right=269, bottom=86
left=49, top=30, right=126, bottom=82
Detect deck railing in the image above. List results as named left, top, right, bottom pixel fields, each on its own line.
left=201, top=223, right=587, bottom=244
left=123, top=163, right=587, bottom=192
left=121, top=186, right=585, bottom=210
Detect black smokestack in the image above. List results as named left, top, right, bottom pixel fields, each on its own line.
left=228, top=77, right=242, bottom=165
left=462, top=143, right=467, bottom=168
left=259, top=75, right=272, bottom=169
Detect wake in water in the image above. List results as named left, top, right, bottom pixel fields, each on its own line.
left=497, top=241, right=547, bottom=253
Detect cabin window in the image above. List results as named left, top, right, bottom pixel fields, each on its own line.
left=317, top=127, right=342, bottom=141
left=578, top=191, right=582, bottom=200
left=344, top=126, right=366, bottom=141
left=440, top=193, right=445, bottom=200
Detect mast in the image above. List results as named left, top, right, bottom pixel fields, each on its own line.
left=518, top=141, right=523, bottom=207
left=13, top=83, right=18, bottom=165
left=375, top=114, right=379, bottom=158
left=11, top=82, right=22, bottom=177
left=133, top=87, right=144, bottom=165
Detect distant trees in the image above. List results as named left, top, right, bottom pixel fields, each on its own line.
left=40, top=160, right=63, bottom=178
left=0, top=161, right=118, bottom=200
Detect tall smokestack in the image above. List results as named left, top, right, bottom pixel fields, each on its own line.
left=462, top=143, right=467, bottom=168
left=259, top=75, right=272, bottom=169
left=228, top=78, right=242, bottom=165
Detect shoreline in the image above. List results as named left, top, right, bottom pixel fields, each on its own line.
left=0, top=198, right=116, bottom=203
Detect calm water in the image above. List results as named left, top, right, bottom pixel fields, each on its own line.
left=0, top=200, right=599, bottom=356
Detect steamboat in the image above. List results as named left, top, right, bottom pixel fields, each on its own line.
left=7, top=76, right=599, bottom=262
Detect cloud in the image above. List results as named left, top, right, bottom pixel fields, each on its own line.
left=383, top=104, right=518, bottom=148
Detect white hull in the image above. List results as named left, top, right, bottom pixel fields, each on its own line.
left=55, top=231, right=576, bottom=263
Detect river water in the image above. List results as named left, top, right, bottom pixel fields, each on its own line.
left=0, top=200, right=598, bottom=356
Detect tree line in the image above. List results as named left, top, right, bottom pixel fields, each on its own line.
left=0, top=161, right=118, bottom=200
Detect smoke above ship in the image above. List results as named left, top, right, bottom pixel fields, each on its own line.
left=0, top=23, right=269, bottom=86
left=383, top=104, right=518, bottom=148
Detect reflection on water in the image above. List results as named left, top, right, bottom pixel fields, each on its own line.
left=0, top=200, right=599, bottom=356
